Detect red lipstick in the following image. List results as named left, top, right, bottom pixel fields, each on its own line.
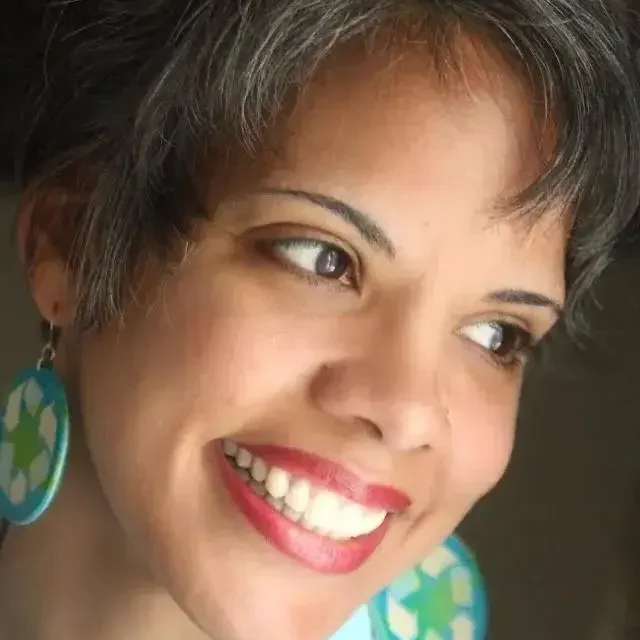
left=216, top=442, right=410, bottom=574
left=243, top=444, right=410, bottom=511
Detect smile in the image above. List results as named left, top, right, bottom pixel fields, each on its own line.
left=217, top=439, right=410, bottom=574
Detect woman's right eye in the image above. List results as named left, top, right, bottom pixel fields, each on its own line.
left=261, top=237, right=359, bottom=289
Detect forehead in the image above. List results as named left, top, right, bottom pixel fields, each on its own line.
left=273, top=38, right=547, bottom=195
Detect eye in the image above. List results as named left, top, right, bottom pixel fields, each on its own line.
left=263, top=237, right=358, bottom=288
left=460, top=320, right=533, bottom=367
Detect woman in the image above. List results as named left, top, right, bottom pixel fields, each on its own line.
left=0, top=2, right=638, bottom=639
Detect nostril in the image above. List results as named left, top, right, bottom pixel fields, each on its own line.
left=350, top=415, right=384, bottom=441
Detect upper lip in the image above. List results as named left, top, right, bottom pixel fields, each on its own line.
left=235, top=443, right=411, bottom=512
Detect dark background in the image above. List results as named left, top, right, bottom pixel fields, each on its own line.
left=1, top=185, right=639, bottom=639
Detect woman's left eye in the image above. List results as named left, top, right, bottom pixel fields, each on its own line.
left=459, top=320, right=533, bottom=367
left=262, top=237, right=358, bottom=288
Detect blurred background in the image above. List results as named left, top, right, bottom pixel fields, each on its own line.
left=1, top=187, right=639, bottom=639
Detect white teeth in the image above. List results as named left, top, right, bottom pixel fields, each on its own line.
left=250, top=458, right=268, bottom=483
left=303, top=490, right=340, bottom=529
left=249, top=480, right=267, bottom=497
left=223, top=439, right=389, bottom=539
left=265, top=467, right=290, bottom=499
left=364, top=509, right=387, bottom=533
left=266, top=494, right=284, bottom=511
left=284, top=478, right=311, bottom=513
left=282, top=506, right=302, bottom=523
left=223, top=440, right=238, bottom=456
left=339, top=501, right=365, bottom=538
left=236, top=448, right=252, bottom=469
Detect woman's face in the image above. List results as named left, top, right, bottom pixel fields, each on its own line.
left=35, top=47, right=566, bottom=639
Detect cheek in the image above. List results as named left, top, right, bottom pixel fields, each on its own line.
left=161, top=283, right=349, bottom=417
left=77, top=265, right=350, bottom=473
left=446, top=366, right=520, bottom=502
left=175, top=306, right=313, bottom=412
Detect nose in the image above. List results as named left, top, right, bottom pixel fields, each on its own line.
left=310, top=310, right=449, bottom=452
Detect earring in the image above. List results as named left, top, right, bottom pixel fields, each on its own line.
left=0, top=323, right=70, bottom=525
left=330, top=535, right=487, bottom=640
left=367, top=535, right=488, bottom=640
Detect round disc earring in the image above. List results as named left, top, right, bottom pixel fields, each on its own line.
left=368, top=535, right=488, bottom=640
left=0, top=323, right=70, bottom=525
left=330, top=535, right=487, bottom=640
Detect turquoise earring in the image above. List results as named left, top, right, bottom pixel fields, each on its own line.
left=368, top=535, right=487, bottom=639
left=331, top=535, right=487, bottom=640
left=0, top=323, right=70, bottom=525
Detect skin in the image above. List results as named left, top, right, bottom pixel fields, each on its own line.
left=0, top=41, right=567, bottom=640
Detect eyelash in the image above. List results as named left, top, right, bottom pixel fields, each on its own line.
left=460, top=320, right=534, bottom=370
left=258, top=236, right=360, bottom=290
left=258, top=235, right=535, bottom=369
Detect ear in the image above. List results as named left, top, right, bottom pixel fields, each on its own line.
left=17, top=188, right=78, bottom=328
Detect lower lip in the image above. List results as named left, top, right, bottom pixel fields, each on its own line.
left=216, top=446, right=389, bottom=574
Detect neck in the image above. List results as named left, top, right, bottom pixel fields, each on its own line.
left=0, top=427, right=208, bottom=640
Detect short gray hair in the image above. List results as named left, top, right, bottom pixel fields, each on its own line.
left=1, top=0, right=639, bottom=331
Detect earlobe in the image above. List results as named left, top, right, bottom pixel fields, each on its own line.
left=17, top=190, right=76, bottom=328
left=30, top=259, right=74, bottom=327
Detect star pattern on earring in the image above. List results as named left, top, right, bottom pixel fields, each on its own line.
left=0, top=377, right=58, bottom=507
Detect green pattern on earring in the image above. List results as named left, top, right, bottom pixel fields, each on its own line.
left=0, top=367, right=70, bottom=525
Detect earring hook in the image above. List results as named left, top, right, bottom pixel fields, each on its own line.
left=36, top=322, right=60, bottom=370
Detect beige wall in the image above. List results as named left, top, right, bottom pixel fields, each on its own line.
left=1, top=189, right=639, bottom=639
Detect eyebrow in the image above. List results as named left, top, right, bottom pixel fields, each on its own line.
left=485, top=289, right=564, bottom=317
left=260, top=188, right=396, bottom=258
left=258, top=189, right=563, bottom=315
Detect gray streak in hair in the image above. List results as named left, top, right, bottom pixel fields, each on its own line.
left=0, top=0, right=638, bottom=334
